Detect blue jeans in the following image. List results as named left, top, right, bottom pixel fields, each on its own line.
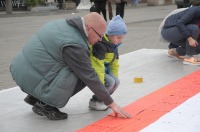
left=104, top=73, right=120, bottom=95
left=92, top=73, right=120, bottom=101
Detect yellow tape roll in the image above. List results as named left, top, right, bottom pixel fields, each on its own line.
left=134, top=76, right=143, bottom=83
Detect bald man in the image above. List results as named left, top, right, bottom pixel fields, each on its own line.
left=10, top=12, right=132, bottom=120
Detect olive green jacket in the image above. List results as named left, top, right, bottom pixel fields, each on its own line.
left=10, top=18, right=113, bottom=108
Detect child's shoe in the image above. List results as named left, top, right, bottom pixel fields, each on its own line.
left=89, top=98, right=108, bottom=111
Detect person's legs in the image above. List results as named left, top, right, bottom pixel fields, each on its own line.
left=163, top=26, right=182, bottom=50
left=185, top=24, right=199, bottom=56
left=58, top=0, right=63, bottom=9
left=162, top=26, right=190, bottom=58
left=104, top=73, right=120, bottom=95
left=161, top=26, right=185, bottom=44
left=175, top=43, right=186, bottom=56
left=162, top=27, right=186, bottom=59
left=167, top=39, right=187, bottom=59
left=32, top=79, right=85, bottom=120
left=196, top=39, right=200, bottom=54
left=24, top=94, right=38, bottom=106
left=183, top=25, right=200, bottom=65
left=162, top=24, right=199, bottom=56
left=116, top=3, right=121, bottom=16
left=72, top=79, right=86, bottom=96
left=168, top=43, right=179, bottom=50
left=168, top=48, right=185, bottom=60
left=94, top=1, right=101, bottom=14
left=92, top=73, right=119, bottom=100
left=30, top=96, right=68, bottom=120
left=89, top=96, right=108, bottom=111
left=100, top=1, right=107, bottom=21
left=162, top=24, right=200, bottom=65
left=89, top=73, right=119, bottom=111
left=119, top=2, right=125, bottom=18
left=32, top=101, right=68, bottom=120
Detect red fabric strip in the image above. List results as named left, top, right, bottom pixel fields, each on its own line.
left=77, top=70, right=200, bottom=132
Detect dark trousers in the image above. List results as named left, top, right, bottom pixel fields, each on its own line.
left=116, top=2, right=126, bottom=18
left=58, top=0, right=63, bottom=9
left=94, top=1, right=107, bottom=21
left=162, top=24, right=200, bottom=56
left=72, top=79, right=86, bottom=96
left=168, top=43, right=179, bottom=49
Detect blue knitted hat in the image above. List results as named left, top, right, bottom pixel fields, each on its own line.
left=106, top=15, right=127, bottom=36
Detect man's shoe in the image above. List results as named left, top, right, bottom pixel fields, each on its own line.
left=89, top=99, right=108, bottom=111
left=167, top=49, right=185, bottom=60
left=24, top=95, right=38, bottom=106
left=32, top=101, right=68, bottom=120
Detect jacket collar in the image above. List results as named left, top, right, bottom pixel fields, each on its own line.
left=66, top=17, right=88, bottom=42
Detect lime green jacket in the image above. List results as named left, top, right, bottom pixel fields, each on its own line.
left=90, top=34, right=119, bottom=84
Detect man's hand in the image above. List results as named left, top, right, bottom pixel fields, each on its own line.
left=108, top=102, right=132, bottom=118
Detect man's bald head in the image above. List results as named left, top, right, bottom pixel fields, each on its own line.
left=83, top=12, right=106, bottom=30
left=83, top=12, right=107, bottom=45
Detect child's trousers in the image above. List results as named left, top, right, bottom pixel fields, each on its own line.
left=93, top=73, right=120, bottom=101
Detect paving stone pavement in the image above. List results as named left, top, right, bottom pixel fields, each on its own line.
left=0, top=4, right=177, bottom=90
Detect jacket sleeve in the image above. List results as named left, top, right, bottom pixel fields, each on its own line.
left=177, top=7, right=200, bottom=38
left=62, top=45, right=113, bottom=105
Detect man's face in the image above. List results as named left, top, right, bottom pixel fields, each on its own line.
left=87, top=25, right=105, bottom=45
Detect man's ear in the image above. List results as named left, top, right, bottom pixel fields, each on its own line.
left=85, top=24, right=90, bottom=32
left=87, top=25, right=93, bottom=35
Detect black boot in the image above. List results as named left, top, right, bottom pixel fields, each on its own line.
left=24, top=95, right=38, bottom=106
left=32, top=101, right=68, bottom=120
